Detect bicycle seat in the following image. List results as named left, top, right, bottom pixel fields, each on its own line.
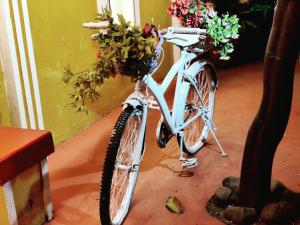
left=164, top=33, right=202, bottom=47
left=161, top=27, right=206, bottom=48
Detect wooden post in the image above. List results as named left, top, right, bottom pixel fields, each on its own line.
left=237, top=0, right=300, bottom=209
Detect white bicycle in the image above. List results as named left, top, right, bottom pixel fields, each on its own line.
left=84, top=23, right=228, bottom=225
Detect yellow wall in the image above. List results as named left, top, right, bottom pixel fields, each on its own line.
left=0, top=164, right=46, bottom=225
left=0, top=186, right=10, bottom=225
left=26, top=0, right=134, bottom=144
left=140, top=0, right=173, bottom=81
left=11, top=164, right=45, bottom=225
left=24, top=0, right=172, bottom=144
left=0, top=59, right=12, bottom=126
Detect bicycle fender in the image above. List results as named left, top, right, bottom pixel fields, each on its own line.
left=185, top=60, right=218, bottom=88
left=122, top=98, right=144, bottom=110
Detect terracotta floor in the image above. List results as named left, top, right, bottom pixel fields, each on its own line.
left=47, top=61, right=300, bottom=225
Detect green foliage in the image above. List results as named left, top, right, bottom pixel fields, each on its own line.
left=63, top=9, right=158, bottom=111
left=207, top=13, right=241, bottom=60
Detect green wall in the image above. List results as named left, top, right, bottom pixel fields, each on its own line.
left=26, top=0, right=172, bottom=144
left=0, top=59, right=12, bottom=126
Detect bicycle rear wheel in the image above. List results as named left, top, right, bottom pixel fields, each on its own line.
left=100, top=105, right=145, bottom=225
left=178, top=63, right=217, bottom=154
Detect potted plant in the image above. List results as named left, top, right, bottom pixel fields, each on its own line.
left=63, top=9, right=159, bottom=112
left=167, top=0, right=241, bottom=61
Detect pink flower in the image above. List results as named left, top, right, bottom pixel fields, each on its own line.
left=181, top=0, right=191, bottom=8
left=206, top=2, right=214, bottom=10
left=167, top=2, right=180, bottom=16
left=181, top=8, right=189, bottom=15
left=168, top=0, right=216, bottom=28
left=195, top=10, right=201, bottom=17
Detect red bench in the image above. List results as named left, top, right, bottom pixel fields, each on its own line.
left=0, top=127, right=54, bottom=225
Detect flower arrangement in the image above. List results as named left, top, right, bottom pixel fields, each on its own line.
left=63, top=9, right=158, bottom=112
left=167, top=0, right=241, bottom=60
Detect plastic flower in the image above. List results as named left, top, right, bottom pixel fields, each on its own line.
left=182, top=8, right=189, bottom=15
left=181, top=0, right=191, bottom=8
left=167, top=0, right=217, bottom=28
left=167, top=0, right=241, bottom=60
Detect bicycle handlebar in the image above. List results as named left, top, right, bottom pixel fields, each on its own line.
left=159, top=27, right=206, bottom=35
left=83, top=21, right=206, bottom=36
left=82, top=22, right=206, bottom=48
left=83, top=21, right=108, bottom=29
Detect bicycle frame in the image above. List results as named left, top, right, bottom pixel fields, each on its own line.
left=125, top=49, right=206, bottom=137
left=122, top=28, right=228, bottom=160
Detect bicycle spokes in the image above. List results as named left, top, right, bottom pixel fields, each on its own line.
left=109, top=113, right=141, bottom=221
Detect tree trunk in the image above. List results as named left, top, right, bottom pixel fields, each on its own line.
left=237, top=0, right=300, bottom=209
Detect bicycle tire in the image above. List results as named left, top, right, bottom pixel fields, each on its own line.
left=177, top=62, right=217, bottom=154
left=100, top=105, right=145, bottom=225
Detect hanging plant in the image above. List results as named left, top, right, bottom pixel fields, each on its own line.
left=63, top=9, right=159, bottom=112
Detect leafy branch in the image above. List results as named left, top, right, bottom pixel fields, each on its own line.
left=63, top=9, right=158, bottom=112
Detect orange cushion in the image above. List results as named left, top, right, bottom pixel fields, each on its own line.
left=0, top=127, right=54, bottom=185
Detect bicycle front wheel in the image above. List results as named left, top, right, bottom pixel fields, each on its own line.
left=179, top=63, right=217, bottom=154
left=100, top=105, right=145, bottom=225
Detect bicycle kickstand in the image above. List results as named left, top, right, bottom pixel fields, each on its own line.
left=209, top=127, right=228, bottom=157
left=201, top=113, right=228, bottom=157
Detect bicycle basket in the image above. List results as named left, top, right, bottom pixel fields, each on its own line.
left=113, top=48, right=160, bottom=79
left=189, top=36, right=214, bottom=52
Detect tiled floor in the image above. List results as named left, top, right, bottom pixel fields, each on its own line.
left=47, top=61, right=300, bottom=225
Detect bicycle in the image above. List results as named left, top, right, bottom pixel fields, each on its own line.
left=83, top=23, right=228, bottom=225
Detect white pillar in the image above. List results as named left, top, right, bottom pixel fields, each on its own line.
left=0, top=0, right=27, bottom=128
left=3, top=181, right=18, bottom=225
left=40, top=158, right=54, bottom=221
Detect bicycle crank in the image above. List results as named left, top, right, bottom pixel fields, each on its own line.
left=156, top=114, right=173, bottom=148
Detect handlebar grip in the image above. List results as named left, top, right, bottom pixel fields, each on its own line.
left=83, top=21, right=109, bottom=29
left=174, top=27, right=206, bottom=35
left=159, top=27, right=206, bottom=35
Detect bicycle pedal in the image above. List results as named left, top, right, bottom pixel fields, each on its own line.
left=181, top=158, right=198, bottom=169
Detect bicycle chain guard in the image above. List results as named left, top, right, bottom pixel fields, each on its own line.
left=156, top=117, right=173, bottom=148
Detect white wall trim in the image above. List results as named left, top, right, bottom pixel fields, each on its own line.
left=97, top=0, right=107, bottom=12
left=133, top=0, right=141, bottom=26
left=0, top=0, right=27, bottom=128
left=97, top=0, right=140, bottom=26
left=3, top=181, right=19, bottom=225
left=40, top=158, right=53, bottom=221
left=11, top=0, right=36, bottom=129
left=172, top=17, right=180, bottom=62
left=21, top=0, right=45, bottom=130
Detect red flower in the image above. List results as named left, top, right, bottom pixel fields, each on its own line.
left=182, top=8, right=189, bottom=15
left=96, top=51, right=101, bottom=58
left=168, top=0, right=216, bottom=28
left=142, top=23, right=158, bottom=38
left=181, top=0, right=191, bottom=8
